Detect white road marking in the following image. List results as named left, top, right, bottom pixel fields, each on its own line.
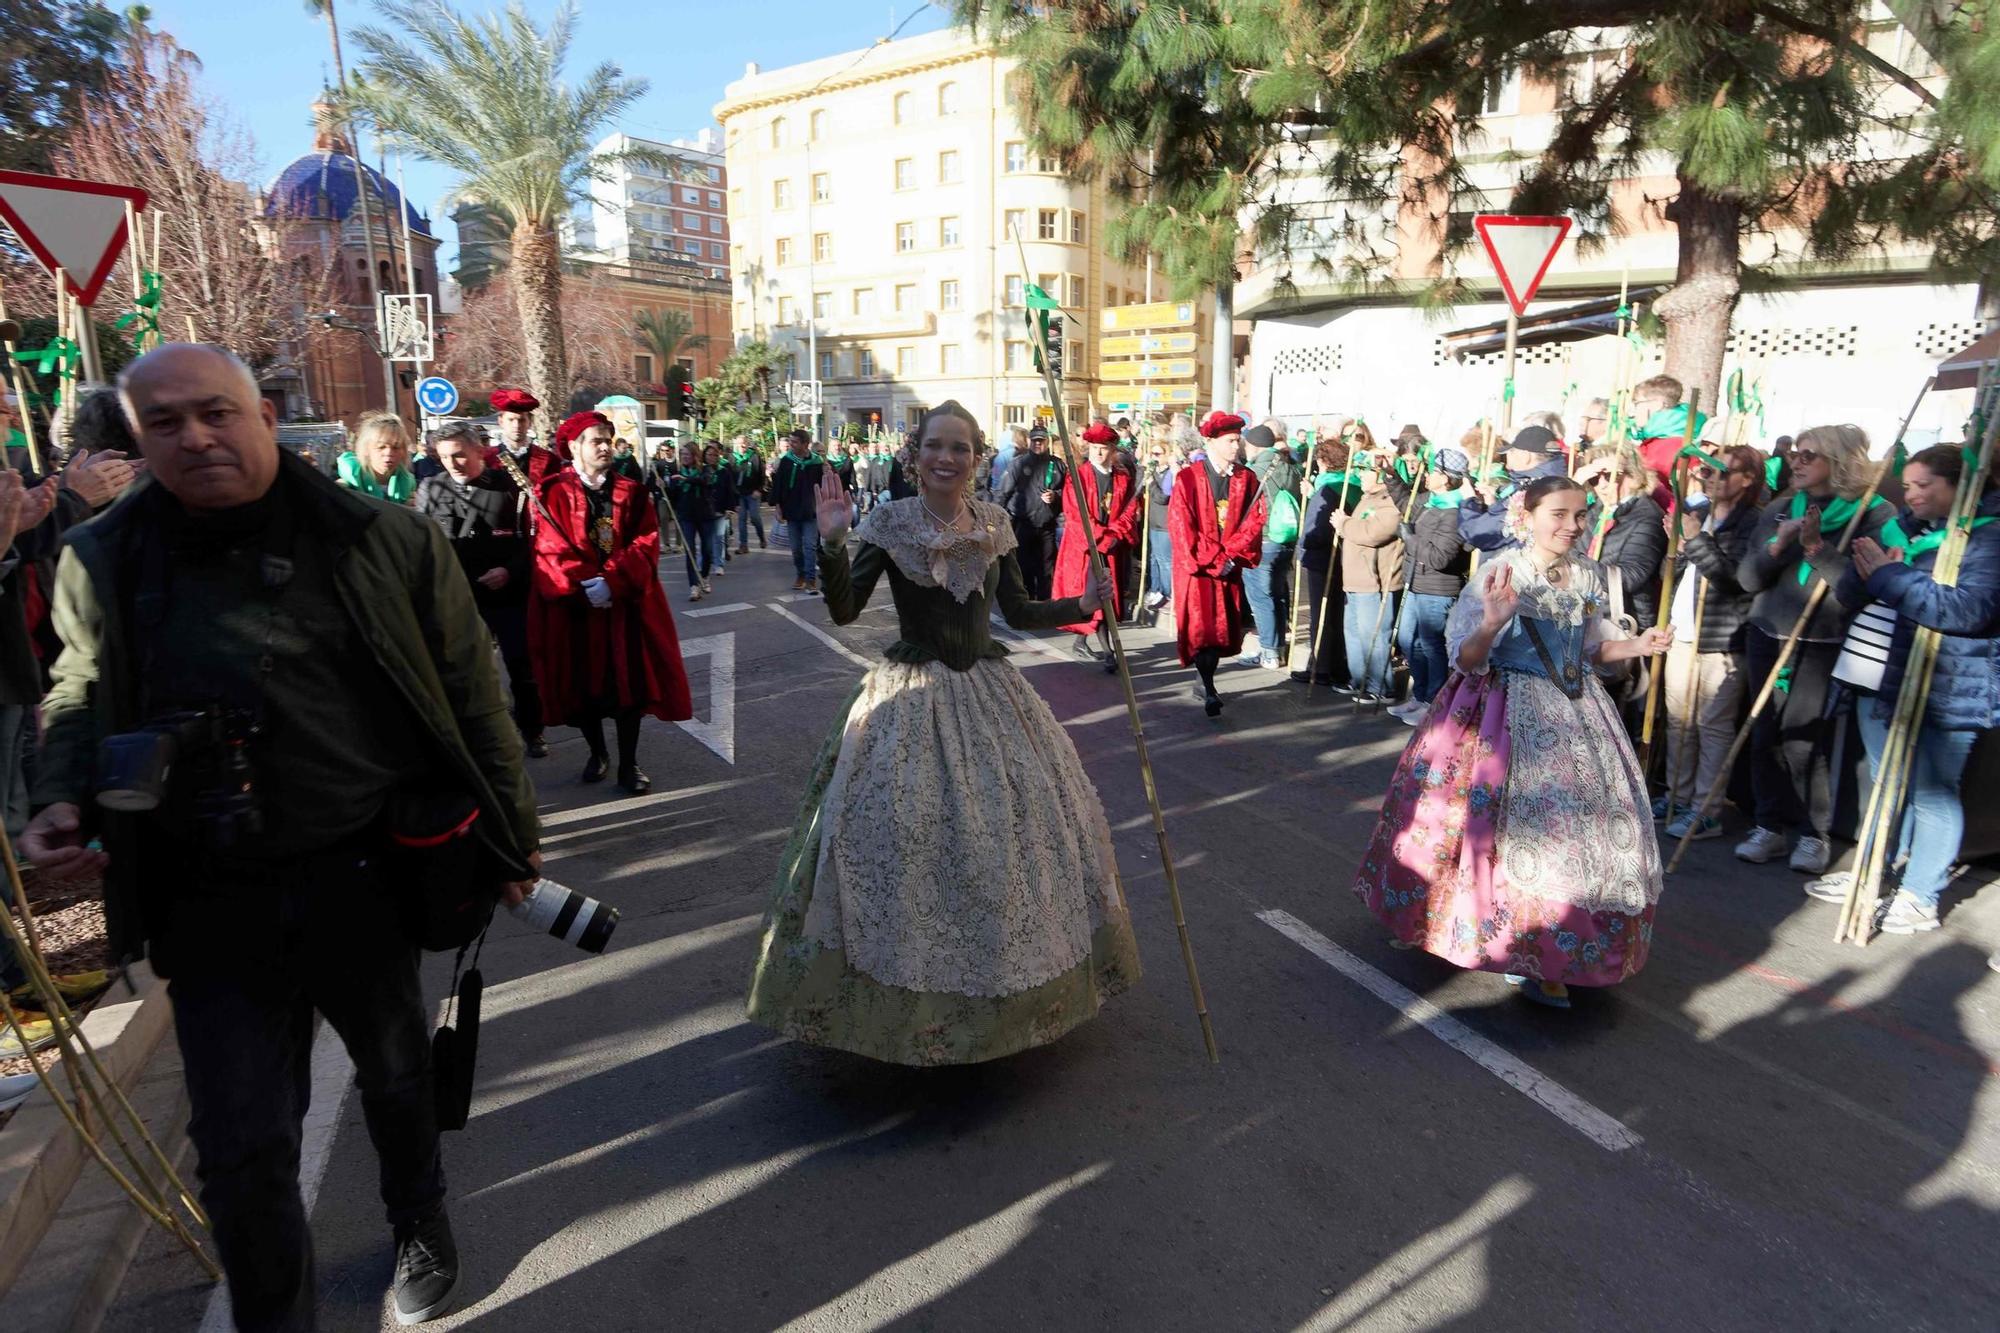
left=683, top=601, right=754, bottom=618
left=776, top=1163, right=1113, bottom=1332
left=198, top=1022, right=355, bottom=1333
left=777, top=591, right=823, bottom=603
left=767, top=601, right=873, bottom=669
left=674, top=632, right=736, bottom=763
left=989, top=620, right=1074, bottom=664
left=1256, top=909, right=1643, bottom=1153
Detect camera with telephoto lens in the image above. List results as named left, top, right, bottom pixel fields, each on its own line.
left=508, top=878, right=618, bottom=954
left=94, top=707, right=264, bottom=850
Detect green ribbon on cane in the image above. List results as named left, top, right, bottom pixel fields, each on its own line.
left=13, top=337, right=80, bottom=379
left=114, top=269, right=164, bottom=352
left=1502, top=377, right=1516, bottom=403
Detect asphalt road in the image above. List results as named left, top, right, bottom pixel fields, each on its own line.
left=111, top=529, right=2000, bottom=1331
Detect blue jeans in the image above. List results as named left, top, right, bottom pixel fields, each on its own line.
left=1344, top=591, right=1397, bottom=695
left=1397, top=593, right=1455, bottom=702
left=1241, top=541, right=1294, bottom=652
left=1855, top=705, right=1976, bottom=907
left=790, top=515, right=819, bottom=580
left=711, top=516, right=732, bottom=567
left=737, top=495, right=764, bottom=546
left=678, top=515, right=717, bottom=584
left=1145, top=529, right=1173, bottom=602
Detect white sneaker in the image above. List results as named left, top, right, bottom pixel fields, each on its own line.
left=1258, top=650, right=1280, bottom=670
left=1877, top=892, right=1941, bottom=934
left=1733, top=826, right=1789, bottom=864
left=1803, top=871, right=1853, bottom=903
left=1788, top=836, right=1831, bottom=875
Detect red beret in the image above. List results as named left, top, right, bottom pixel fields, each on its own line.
left=1197, top=411, right=1246, bottom=440
left=554, top=411, right=612, bottom=449
left=1081, top=422, right=1119, bottom=445
left=491, top=387, right=539, bottom=413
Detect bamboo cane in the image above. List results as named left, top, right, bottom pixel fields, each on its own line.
left=1133, top=469, right=1153, bottom=621
left=1835, top=377, right=2000, bottom=942
left=1, top=865, right=215, bottom=1274
left=1300, top=465, right=1358, bottom=698
left=1012, top=231, right=1216, bottom=1062
left=0, top=279, right=46, bottom=474
left=1665, top=376, right=1934, bottom=874
left=125, top=200, right=144, bottom=305
left=1285, top=453, right=1320, bottom=664
left=1637, top=393, right=1700, bottom=772
left=1360, top=456, right=1427, bottom=704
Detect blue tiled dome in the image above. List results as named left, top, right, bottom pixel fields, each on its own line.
left=264, top=152, right=432, bottom=237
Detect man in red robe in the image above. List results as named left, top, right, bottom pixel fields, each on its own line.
left=1168, top=411, right=1268, bottom=717
left=529, top=411, right=692, bottom=793
left=483, top=387, right=565, bottom=533
left=1052, top=421, right=1140, bottom=672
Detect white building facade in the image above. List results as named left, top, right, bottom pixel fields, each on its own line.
left=1238, top=16, right=1978, bottom=453
left=715, top=29, right=1186, bottom=438
left=568, top=129, right=731, bottom=280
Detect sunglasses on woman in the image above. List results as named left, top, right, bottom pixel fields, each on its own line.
left=1792, top=449, right=1821, bottom=463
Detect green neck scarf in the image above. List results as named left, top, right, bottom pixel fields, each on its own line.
left=1783, top=491, right=1886, bottom=583
left=1883, top=515, right=1996, bottom=558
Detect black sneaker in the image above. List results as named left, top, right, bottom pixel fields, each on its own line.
left=581, top=753, right=609, bottom=784
left=617, top=766, right=652, bottom=795
left=392, top=1211, right=460, bottom=1325
left=524, top=733, right=549, bottom=759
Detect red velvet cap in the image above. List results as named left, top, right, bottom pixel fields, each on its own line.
left=490, top=387, right=540, bottom=414
left=1197, top=410, right=1246, bottom=439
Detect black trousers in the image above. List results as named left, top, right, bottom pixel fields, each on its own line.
left=162, top=850, right=443, bottom=1333
left=1746, top=626, right=1840, bottom=837
left=1014, top=519, right=1057, bottom=599
left=483, top=601, right=542, bottom=739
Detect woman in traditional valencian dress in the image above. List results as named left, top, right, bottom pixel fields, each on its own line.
left=1353, top=475, right=1672, bottom=1009
left=747, top=401, right=1142, bottom=1064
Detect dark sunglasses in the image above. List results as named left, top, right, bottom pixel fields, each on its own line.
left=1792, top=449, right=1821, bottom=463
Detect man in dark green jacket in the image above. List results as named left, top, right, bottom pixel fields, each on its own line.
left=21, top=344, right=539, bottom=1329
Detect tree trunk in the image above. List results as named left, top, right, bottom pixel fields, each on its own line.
left=1210, top=282, right=1234, bottom=413
left=510, top=219, right=568, bottom=442
left=1656, top=173, right=1742, bottom=415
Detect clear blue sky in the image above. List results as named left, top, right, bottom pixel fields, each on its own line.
left=143, top=0, right=953, bottom=265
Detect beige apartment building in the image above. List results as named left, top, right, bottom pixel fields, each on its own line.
left=715, top=28, right=1193, bottom=438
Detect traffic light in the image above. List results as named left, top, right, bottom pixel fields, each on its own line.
left=1045, top=314, right=1065, bottom=380
left=673, top=380, right=696, bottom=420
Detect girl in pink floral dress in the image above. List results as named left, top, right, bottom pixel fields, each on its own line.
left=1353, top=475, right=1673, bottom=1008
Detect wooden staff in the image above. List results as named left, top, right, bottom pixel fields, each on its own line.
left=1836, top=374, right=2000, bottom=942
left=1300, top=464, right=1358, bottom=698
left=0, top=280, right=46, bottom=475
left=1670, top=577, right=1710, bottom=812
left=1012, top=231, right=1216, bottom=1062
left=1360, top=454, right=1427, bottom=703
left=1608, top=269, right=1633, bottom=447
left=1636, top=391, right=1700, bottom=772
left=1666, top=376, right=1934, bottom=874
left=1284, top=447, right=1321, bottom=664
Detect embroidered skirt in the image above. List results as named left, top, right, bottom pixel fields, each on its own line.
left=747, top=659, right=1140, bottom=1064
left=1352, top=668, right=1660, bottom=986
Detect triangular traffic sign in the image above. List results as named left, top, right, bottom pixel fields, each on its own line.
left=0, top=169, right=150, bottom=307
left=1473, top=214, right=1573, bottom=316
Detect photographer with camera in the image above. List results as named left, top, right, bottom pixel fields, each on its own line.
left=20, top=344, right=541, bottom=1330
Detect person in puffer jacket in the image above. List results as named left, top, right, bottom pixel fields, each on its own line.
left=1834, top=443, right=2000, bottom=935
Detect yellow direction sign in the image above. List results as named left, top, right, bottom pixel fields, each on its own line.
left=1101, top=300, right=1197, bottom=332
left=1099, top=382, right=1198, bottom=408
left=1035, top=405, right=1056, bottom=420
left=1100, top=331, right=1198, bottom=359
left=1099, top=358, right=1198, bottom=383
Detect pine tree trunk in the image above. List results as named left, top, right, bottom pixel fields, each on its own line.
left=1657, top=173, right=1742, bottom=414
left=510, top=219, right=568, bottom=441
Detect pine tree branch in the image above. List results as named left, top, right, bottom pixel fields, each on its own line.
left=1751, top=4, right=1940, bottom=108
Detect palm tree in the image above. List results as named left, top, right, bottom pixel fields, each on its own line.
left=633, top=308, right=708, bottom=388
left=732, top=339, right=792, bottom=407
left=347, top=1, right=669, bottom=438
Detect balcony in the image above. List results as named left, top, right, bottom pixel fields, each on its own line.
left=771, top=310, right=936, bottom=339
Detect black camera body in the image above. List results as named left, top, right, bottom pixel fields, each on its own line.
left=95, top=706, right=264, bottom=850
